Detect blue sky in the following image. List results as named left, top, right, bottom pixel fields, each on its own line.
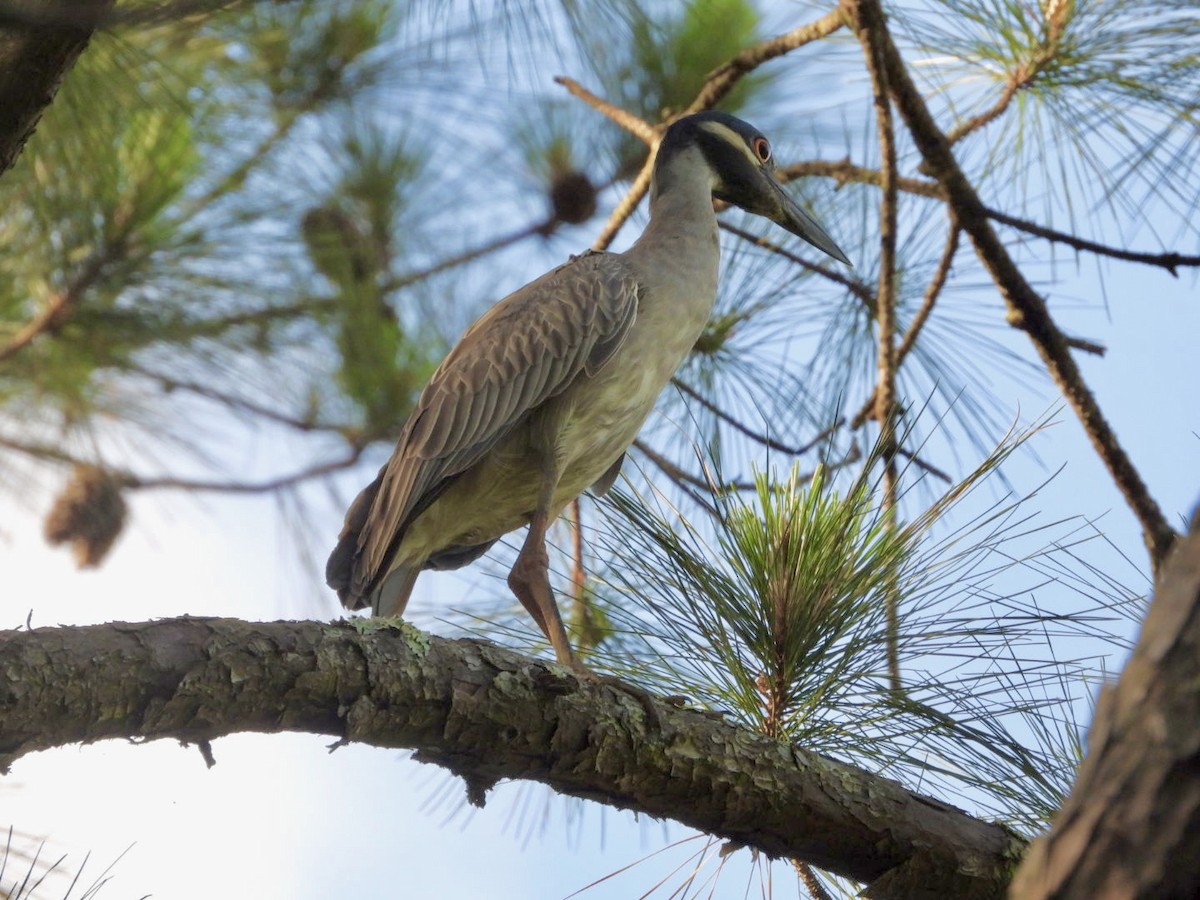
left=2, top=2, right=1198, bottom=895
left=3, top=239, right=1195, bottom=899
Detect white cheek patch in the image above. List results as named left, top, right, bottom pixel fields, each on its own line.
left=698, top=121, right=761, bottom=169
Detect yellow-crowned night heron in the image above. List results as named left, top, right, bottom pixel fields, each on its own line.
left=327, top=111, right=850, bottom=670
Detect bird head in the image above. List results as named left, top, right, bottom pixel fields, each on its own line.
left=656, top=111, right=851, bottom=266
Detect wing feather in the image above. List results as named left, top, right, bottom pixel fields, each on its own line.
left=332, top=252, right=640, bottom=605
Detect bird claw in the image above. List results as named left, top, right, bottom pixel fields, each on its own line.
left=574, top=668, right=666, bottom=734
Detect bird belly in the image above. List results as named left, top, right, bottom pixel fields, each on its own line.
left=392, top=366, right=670, bottom=569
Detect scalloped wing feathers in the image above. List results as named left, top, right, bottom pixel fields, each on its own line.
left=328, top=251, right=640, bottom=609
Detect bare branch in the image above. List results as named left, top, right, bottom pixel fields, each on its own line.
left=849, top=0, right=1178, bottom=571
left=985, top=207, right=1200, bottom=277
left=553, top=77, right=658, bottom=145
left=0, top=432, right=363, bottom=494
left=844, top=0, right=903, bottom=693
left=632, top=440, right=722, bottom=515
left=780, top=160, right=1199, bottom=275
left=0, top=246, right=110, bottom=363
left=671, top=377, right=836, bottom=456
left=718, top=220, right=875, bottom=306
left=592, top=153, right=656, bottom=252
left=383, top=218, right=551, bottom=293
left=779, top=158, right=944, bottom=200
left=686, top=9, right=847, bottom=113
left=896, top=222, right=959, bottom=366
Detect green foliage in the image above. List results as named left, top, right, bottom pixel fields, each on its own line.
left=249, top=0, right=393, bottom=112
left=716, top=465, right=908, bottom=736
left=626, top=0, right=762, bottom=118
left=300, top=124, right=437, bottom=433
left=589, top=423, right=1141, bottom=833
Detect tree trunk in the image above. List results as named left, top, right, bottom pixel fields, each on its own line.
left=1011, top=525, right=1200, bottom=898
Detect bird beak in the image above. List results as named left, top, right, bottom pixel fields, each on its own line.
left=756, top=171, right=852, bottom=267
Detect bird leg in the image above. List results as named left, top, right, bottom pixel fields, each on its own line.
left=507, top=449, right=664, bottom=731
left=508, top=462, right=580, bottom=671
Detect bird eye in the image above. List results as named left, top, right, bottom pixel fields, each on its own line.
left=752, top=137, right=771, bottom=163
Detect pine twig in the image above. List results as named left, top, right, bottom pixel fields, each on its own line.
left=671, top=378, right=836, bottom=457
left=718, top=220, right=875, bottom=306
left=985, top=207, right=1200, bottom=276
left=779, top=158, right=943, bottom=200
left=779, top=160, right=1199, bottom=275
left=553, top=77, right=658, bottom=145
left=0, top=249, right=111, bottom=363
left=0, top=432, right=364, bottom=494
left=383, top=218, right=551, bottom=293
left=686, top=9, right=846, bottom=113
left=844, top=0, right=903, bottom=695
left=851, top=0, right=1177, bottom=572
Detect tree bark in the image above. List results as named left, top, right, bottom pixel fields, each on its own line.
left=1011, top=526, right=1200, bottom=898
left=0, top=0, right=112, bottom=179
left=0, top=616, right=1021, bottom=897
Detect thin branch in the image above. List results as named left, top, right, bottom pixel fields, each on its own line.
left=851, top=0, right=1177, bottom=571
left=0, top=432, right=363, bottom=494
left=686, top=9, right=846, bottom=113
left=850, top=221, right=962, bottom=431
left=554, top=77, right=658, bottom=145
left=944, top=77, right=1024, bottom=146
left=779, top=159, right=944, bottom=200
left=718, top=221, right=875, bottom=306
left=592, top=154, right=656, bottom=252
left=127, top=366, right=338, bottom=435
left=382, top=218, right=551, bottom=293
left=985, top=207, right=1200, bottom=277
left=123, top=449, right=365, bottom=493
left=897, top=223, right=959, bottom=365
left=632, top=440, right=721, bottom=516
left=944, top=14, right=1068, bottom=147
left=671, top=377, right=836, bottom=456
left=0, top=249, right=110, bottom=363
left=845, top=0, right=902, bottom=695
left=894, top=446, right=952, bottom=483
left=780, top=160, right=1199, bottom=275
left=553, top=79, right=660, bottom=252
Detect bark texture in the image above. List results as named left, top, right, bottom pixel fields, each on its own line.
left=1011, top=527, right=1200, bottom=898
left=0, top=617, right=1021, bottom=897
left=0, top=0, right=112, bottom=179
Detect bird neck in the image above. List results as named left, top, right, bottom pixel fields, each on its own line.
left=628, top=146, right=720, bottom=271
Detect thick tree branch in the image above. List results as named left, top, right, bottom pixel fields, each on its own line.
left=0, top=0, right=112, bottom=180
left=1011, top=527, right=1200, bottom=898
left=849, top=0, right=1177, bottom=572
left=0, top=617, right=1022, bottom=897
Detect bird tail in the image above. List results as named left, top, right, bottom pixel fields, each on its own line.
left=372, top=564, right=420, bottom=618
left=326, top=470, right=383, bottom=611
